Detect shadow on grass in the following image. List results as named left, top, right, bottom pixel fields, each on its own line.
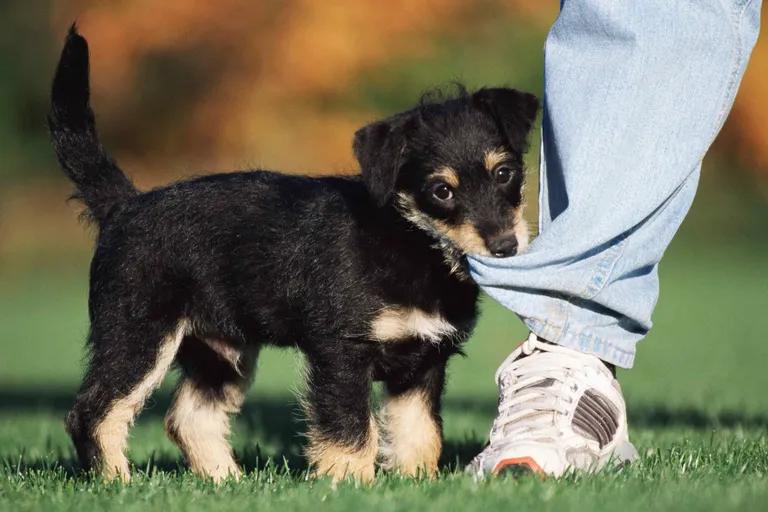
left=1, top=388, right=486, bottom=476
left=4, top=388, right=768, bottom=430
left=0, top=388, right=310, bottom=477
left=2, top=388, right=767, bottom=478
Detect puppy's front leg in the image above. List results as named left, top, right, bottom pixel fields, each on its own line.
left=381, top=360, right=446, bottom=478
left=303, top=348, right=378, bottom=483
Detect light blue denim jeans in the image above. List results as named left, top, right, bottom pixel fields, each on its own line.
left=467, top=0, right=762, bottom=368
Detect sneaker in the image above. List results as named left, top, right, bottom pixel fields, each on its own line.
left=467, top=333, right=638, bottom=478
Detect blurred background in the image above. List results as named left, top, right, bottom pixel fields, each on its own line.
left=0, top=1, right=766, bottom=467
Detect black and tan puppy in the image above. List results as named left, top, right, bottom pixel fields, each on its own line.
left=49, top=27, right=537, bottom=482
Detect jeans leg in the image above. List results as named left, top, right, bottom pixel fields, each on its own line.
left=466, top=0, right=762, bottom=368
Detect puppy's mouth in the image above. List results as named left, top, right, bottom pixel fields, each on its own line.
left=483, top=216, right=529, bottom=258
left=486, top=232, right=518, bottom=258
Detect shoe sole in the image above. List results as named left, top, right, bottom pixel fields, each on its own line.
left=492, top=456, right=546, bottom=477
left=490, top=440, right=638, bottom=478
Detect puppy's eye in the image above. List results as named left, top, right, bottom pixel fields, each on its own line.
left=494, top=165, right=514, bottom=184
left=430, top=182, right=454, bottom=202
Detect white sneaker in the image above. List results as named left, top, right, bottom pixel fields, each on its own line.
left=467, top=333, right=638, bottom=478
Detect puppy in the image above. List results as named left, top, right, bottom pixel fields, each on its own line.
left=49, top=27, right=537, bottom=483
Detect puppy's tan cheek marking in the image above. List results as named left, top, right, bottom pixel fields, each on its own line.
left=395, top=192, right=488, bottom=256
left=370, top=307, right=457, bottom=343
left=164, top=374, right=249, bottom=482
left=484, top=148, right=511, bottom=173
left=94, top=319, right=188, bottom=481
left=307, top=417, right=379, bottom=483
left=430, top=167, right=460, bottom=188
left=513, top=207, right=530, bottom=253
left=395, top=192, right=431, bottom=231
left=381, top=389, right=441, bottom=477
left=433, top=220, right=490, bottom=256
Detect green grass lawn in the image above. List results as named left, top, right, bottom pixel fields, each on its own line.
left=1, top=238, right=767, bottom=511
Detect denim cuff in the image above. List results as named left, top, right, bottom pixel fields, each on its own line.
left=524, top=312, right=637, bottom=369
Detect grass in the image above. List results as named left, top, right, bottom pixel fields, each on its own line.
left=1, top=168, right=767, bottom=510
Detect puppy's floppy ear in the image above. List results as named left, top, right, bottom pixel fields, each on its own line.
left=472, top=88, right=539, bottom=148
left=353, top=111, right=416, bottom=207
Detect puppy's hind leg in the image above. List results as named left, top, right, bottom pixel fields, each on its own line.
left=165, top=337, right=256, bottom=482
left=66, top=318, right=188, bottom=481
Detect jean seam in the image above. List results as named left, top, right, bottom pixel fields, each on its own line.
left=580, top=234, right=631, bottom=300
left=524, top=301, right=634, bottom=358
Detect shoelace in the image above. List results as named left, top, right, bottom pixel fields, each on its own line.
left=488, top=333, right=599, bottom=444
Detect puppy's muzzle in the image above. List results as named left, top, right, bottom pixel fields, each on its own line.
left=487, top=233, right=518, bottom=258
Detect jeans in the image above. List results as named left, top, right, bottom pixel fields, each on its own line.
left=466, top=0, right=762, bottom=368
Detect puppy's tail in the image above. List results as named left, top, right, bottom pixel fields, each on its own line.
left=48, top=25, right=137, bottom=225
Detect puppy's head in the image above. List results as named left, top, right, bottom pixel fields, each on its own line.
left=353, top=87, right=538, bottom=258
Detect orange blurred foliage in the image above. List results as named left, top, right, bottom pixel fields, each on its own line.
left=49, top=1, right=765, bottom=185
left=51, top=0, right=481, bottom=181
left=721, top=7, right=768, bottom=176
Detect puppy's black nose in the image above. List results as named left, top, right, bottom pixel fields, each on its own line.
left=488, top=234, right=518, bottom=258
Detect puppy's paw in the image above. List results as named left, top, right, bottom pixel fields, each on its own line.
left=308, top=439, right=377, bottom=484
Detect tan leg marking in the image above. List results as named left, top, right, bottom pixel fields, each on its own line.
left=93, top=319, right=188, bottom=481
left=164, top=378, right=249, bottom=482
left=370, top=307, right=456, bottom=343
left=381, top=389, right=441, bottom=477
left=307, top=416, right=379, bottom=483
left=484, top=148, right=511, bottom=173
left=165, top=345, right=254, bottom=482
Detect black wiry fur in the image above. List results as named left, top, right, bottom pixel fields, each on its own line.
left=50, top=27, right=538, bottom=478
left=48, top=25, right=137, bottom=224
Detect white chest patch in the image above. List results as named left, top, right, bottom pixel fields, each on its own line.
left=370, top=307, right=457, bottom=344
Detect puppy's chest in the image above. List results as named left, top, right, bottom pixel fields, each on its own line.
left=367, top=304, right=474, bottom=346
left=368, top=304, right=475, bottom=382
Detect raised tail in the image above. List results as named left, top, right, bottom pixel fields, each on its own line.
left=48, top=25, right=137, bottom=225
